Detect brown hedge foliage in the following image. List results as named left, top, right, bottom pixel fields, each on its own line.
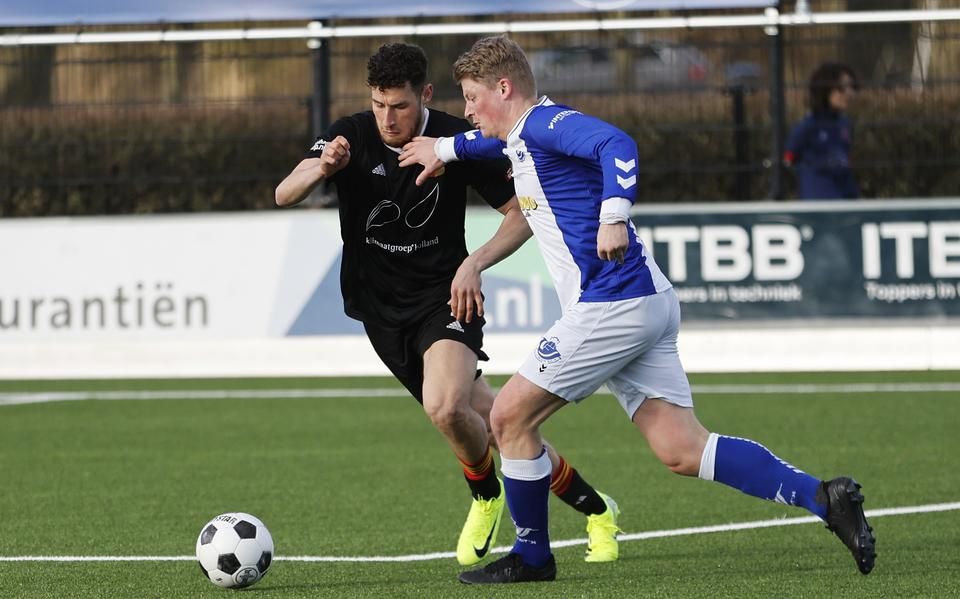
left=0, top=102, right=309, bottom=217
left=2, top=88, right=958, bottom=217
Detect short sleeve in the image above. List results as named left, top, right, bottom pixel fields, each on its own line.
left=464, top=159, right=515, bottom=210
left=304, top=117, right=361, bottom=159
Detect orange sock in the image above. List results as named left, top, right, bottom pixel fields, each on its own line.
left=550, top=456, right=574, bottom=495
left=551, top=455, right=606, bottom=515
left=460, top=447, right=500, bottom=500
left=461, top=447, right=495, bottom=481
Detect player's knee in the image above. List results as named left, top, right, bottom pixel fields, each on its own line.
left=489, top=400, right=533, bottom=447
left=422, top=393, right=470, bottom=432
left=488, top=404, right=506, bottom=444
left=488, top=402, right=515, bottom=445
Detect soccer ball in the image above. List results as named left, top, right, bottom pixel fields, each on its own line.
left=196, top=512, right=274, bottom=589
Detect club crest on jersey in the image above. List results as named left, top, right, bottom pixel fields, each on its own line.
left=536, top=337, right=561, bottom=364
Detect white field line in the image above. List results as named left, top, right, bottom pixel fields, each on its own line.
left=0, top=388, right=411, bottom=405
left=2, top=382, right=959, bottom=406
left=2, top=501, right=958, bottom=563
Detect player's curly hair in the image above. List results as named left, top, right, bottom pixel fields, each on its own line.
left=367, top=43, right=428, bottom=91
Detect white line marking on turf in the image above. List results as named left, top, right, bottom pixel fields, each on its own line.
left=691, top=383, right=960, bottom=395
left=0, top=388, right=412, bottom=405
left=3, top=501, right=958, bottom=563
left=1, top=382, right=959, bottom=406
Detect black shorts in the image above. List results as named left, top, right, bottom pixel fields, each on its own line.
left=362, top=303, right=489, bottom=404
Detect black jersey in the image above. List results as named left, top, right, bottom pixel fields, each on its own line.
left=306, top=109, right=514, bottom=328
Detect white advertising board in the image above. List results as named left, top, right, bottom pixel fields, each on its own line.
left=0, top=212, right=341, bottom=340
left=1, top=208, right=957, bottom=378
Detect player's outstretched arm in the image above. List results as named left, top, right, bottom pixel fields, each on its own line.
left=438, top=131, right=508, bottom=162
left=398, top=136, right=446, bottom=187
left=275, top=135, right=350, bottom=207
left=400, top=132, right=508, bottom=186
left=451, top=196, right=532, bottom=323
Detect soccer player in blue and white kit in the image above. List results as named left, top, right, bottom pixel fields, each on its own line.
left=399, top=35, right=876, bottom=584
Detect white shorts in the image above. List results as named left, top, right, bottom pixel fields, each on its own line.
left=518, top=287, right=693, bottom=419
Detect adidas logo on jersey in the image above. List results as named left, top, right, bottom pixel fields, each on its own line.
left=371, top=163, right=386, bottom=176
left=446, top=320, right=464, bottom=333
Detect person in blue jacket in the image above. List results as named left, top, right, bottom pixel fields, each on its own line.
left=784, top=62, right=859, bottom=200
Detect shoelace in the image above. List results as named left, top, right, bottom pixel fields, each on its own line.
left=586, top=513, right=622, bottom=536
left=475, top=496, right=500, bottom=514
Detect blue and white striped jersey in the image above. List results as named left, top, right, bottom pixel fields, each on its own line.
left=443, top=97, right=671, bottom=311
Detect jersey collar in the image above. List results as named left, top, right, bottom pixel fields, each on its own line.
left=383, top=106, right=430, bottom=154
left=508, top=96, right=553, bottom=141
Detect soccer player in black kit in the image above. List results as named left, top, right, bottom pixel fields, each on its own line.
left=275, top=43, right=621, bottom=565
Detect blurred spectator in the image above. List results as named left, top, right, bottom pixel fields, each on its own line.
left=784, top=62, right=859, bottom=200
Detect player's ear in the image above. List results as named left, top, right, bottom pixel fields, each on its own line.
left=498, top=78, right=512, bottom=98
left=421, top=83, right=434, bottom=103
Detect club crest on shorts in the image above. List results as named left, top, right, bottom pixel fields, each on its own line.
left=536, top=337, right=561, bottom=364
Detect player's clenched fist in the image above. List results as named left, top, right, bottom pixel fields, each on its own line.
left=319, top=136, right=351, bottom=177
left=597, top=222, right=628, bottom=264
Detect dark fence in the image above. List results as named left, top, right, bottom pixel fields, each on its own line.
left=2, top=8, right=959, bottom=216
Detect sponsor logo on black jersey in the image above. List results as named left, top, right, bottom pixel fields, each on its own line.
left=364, top=182, right=440, bottom=231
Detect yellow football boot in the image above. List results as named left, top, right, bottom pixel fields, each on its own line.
left=456, top=479, right=506, bottom=566
left=585, top=492, right=621, bottom=562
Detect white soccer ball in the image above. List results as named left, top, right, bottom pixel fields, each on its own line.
left=196, top=512, right=274, bottom=589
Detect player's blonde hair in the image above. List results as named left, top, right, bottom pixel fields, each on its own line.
left=452, top=35, right=537, bottom=98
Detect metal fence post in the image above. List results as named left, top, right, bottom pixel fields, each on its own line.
left=730, top=84, right=750, bottom=201
left=308, top=24, right=331, bottom=141
left=767, top=6, right=786, bottom=200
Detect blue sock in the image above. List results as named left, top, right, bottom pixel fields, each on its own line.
left=500, top=449, right=553, bottom=568
left=699, top=433, right=826, bottom=519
